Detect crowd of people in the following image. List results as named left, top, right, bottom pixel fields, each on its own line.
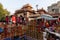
left=0, top=22, right=28, bottom=40
left=33, top=18, right=60, bottom=40
left=0, top=15, right=60, bottom=40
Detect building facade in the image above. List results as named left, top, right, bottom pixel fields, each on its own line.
left=48, top=1, right=60, bottom=14
left=14, top=4, right=41, bottom=21
left=48, top=1, right=60, bottom=17
left=14, top=3, right=60, bottom=21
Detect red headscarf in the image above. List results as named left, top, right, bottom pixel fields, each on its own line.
left=45, top=22, right=49, bottom=28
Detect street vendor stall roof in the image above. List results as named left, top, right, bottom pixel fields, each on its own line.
left=41, top=14, right=53, bottom=18
left=36, top=14, right=58, bottom=20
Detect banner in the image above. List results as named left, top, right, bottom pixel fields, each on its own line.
left=12, top=15, right=16, bottom=23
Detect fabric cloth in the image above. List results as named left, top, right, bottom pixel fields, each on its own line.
left=43, top=32, right=47, bottom=40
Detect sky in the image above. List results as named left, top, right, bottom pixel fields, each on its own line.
left=0, top=0, right=59, bottom=14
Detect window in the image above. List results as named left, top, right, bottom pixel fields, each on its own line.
left=55, top=9, right=59, bottom=13
left=52, top=9, right=54, bottom=12
left=24, top=12, right=26, bottom=15
left=52, top=8, right=59, bottom=13
left=53, top=16, right=58, bottom=18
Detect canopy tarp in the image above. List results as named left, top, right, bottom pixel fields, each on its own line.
left=36, top=14, right=58, bottom=20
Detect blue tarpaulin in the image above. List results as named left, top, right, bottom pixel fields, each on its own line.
left=14, top=38, right=21, bottom=40
left=14, top=36, right=22, bottom=40
left=0, top=28, right=4, bottom=33
left=4, top=38, right=12, bottom=40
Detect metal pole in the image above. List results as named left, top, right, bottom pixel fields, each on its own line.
left=36, top=5, right=38, bottom=11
